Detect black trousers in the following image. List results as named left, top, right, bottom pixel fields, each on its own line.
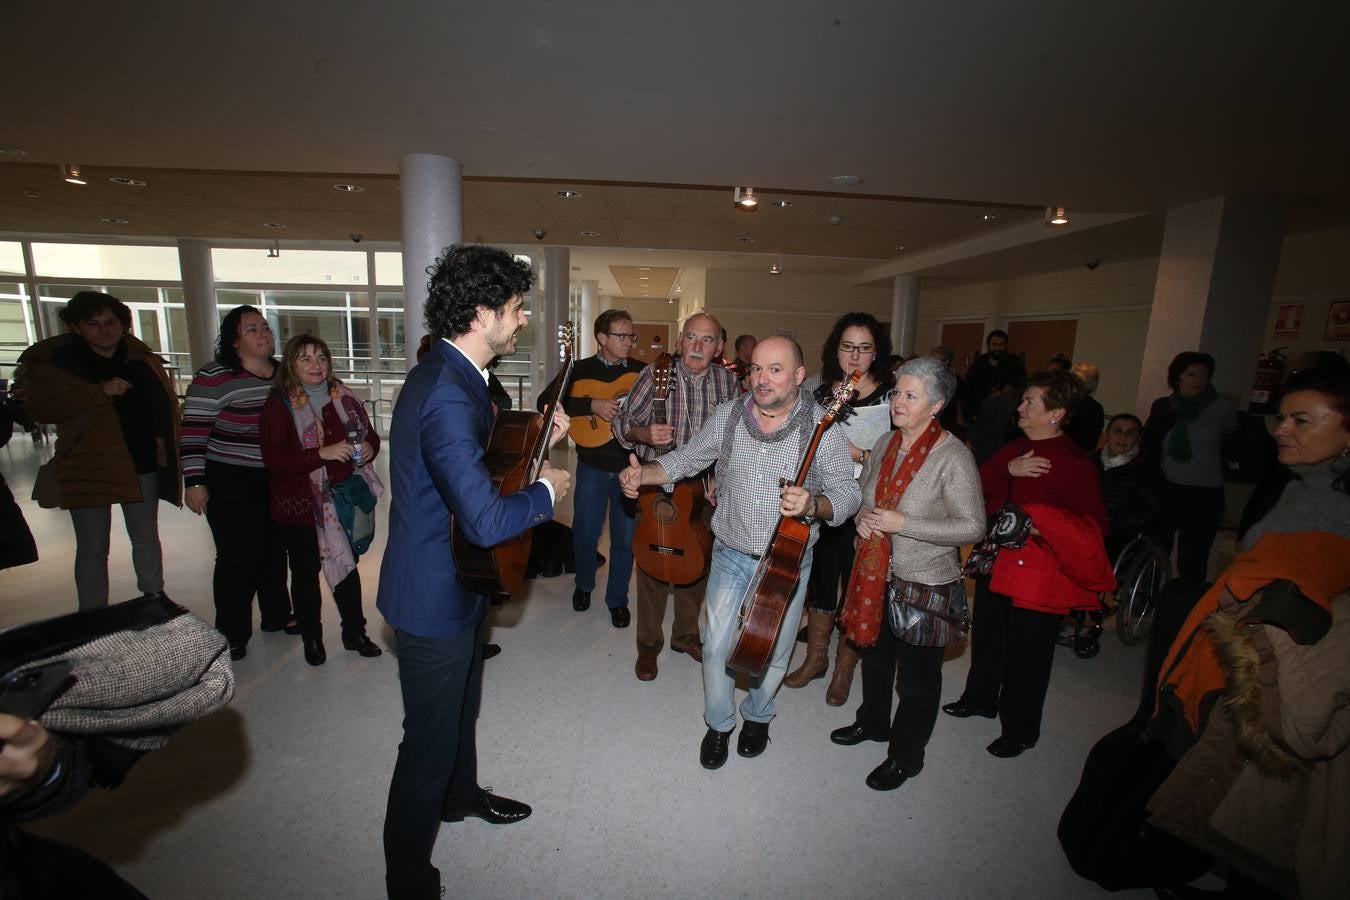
left=1158, top=482, right=1224, bottom=583
left=805, top=518, right=857, bottom=613
left=203, top=462, right=291, bottom=647
left=384, top=622, right=486, bottom=900
left=276, top=523, right=365, bottom=641
left=959, top=579, right=1063, bottom=745
left=854, top=622, right=946, bottom=773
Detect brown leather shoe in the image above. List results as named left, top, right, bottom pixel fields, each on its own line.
left=635, top=644, right=659, bottom=681
left=670, top=636, right=703, bottom=663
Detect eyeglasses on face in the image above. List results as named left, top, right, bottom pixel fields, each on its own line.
left=606, top=332, right=638, bottom=341
left=839, top=342, right=875, bottom=356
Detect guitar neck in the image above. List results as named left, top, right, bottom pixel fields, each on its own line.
left=531, top=355, right=575, bottom=480
left=652, top=397, right=668, bottom=426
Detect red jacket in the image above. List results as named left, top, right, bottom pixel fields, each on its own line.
left=990, top=501, right=1116, bottom=614
left=259, top=390, right=380, bottom=526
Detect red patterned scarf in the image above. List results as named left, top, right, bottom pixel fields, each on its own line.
left=839, top=419, right=942, bottom=647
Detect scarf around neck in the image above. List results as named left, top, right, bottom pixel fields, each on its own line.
left=1166, top=384, right=1218, bottom=463
left=1100, top=445, right=1140, bottom=470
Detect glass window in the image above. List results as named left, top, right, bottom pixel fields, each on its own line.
left=212, top=248, right=367, bottom=285
left=377, top=291, right=402, bottom=309
left=216, top=290, right=262, bottom=316
left=0, top=282, right=32, bottom=379
left=271, top=309, right=353, bottom=370
left=376, top=310, right=406, bottom=370
left=374, top=252, right=402, bottom=286
left=31, top=243, right=181, bottom=280
left=0, top=242, right=23, bottom=276
left=267, top=289, right=349, bottom=309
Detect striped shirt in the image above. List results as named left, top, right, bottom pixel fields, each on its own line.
left=657, top=390, right=862, bottom=557
left=180, top=361, right=276, bottom=484
left=611, top=358, right=738, bottom=461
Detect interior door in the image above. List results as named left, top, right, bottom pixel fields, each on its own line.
left=940, top=322, right=987, bottom=376
left=1007, top=319, right=1078, bottom=373
left=630, top=321, right=674, bottom=365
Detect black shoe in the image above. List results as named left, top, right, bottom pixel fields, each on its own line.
left=700, top=727, right=732, bottom=770
left=229, top=644, right=247, bottom=661
left=866, top=758, right=917, bottom=791
left=342, top=633, right=383, bottom=657
left=572, top=589, right=591, bottom=611
left=986, top=737, right=1036, bottom=758
left=441, top=790, right=531, bottom=825
left=829, top=723, right=884, bottom=746
left=303, top=637, right=327, bottom=666
left=610, top=607, right=630, bottom=628
left=737, top=721, right=770, bottom=758
left=482, top=642, right=502, bottom=661
left=941, top=699, right=998, bottom=719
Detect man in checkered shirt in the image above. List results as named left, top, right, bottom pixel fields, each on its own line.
left=620, top=335, right=861, bottom=769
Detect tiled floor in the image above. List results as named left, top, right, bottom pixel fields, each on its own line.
left=2, top=434, right=1151, bottom=899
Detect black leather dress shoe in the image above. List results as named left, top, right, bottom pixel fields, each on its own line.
left=830, top=723, right=885, bottom=746
left=986, top=737, right=1036, bottom=758
left=342, top=633, right=383, bottom=657
left=572, top=589, right=591, bottom=611
left=866, top=758, right=917, bottom=791
left=482, top=642, right=502, bottom=661
left=441, top=790, right=532, bottom=825
left=737, top=721, right=770, bottom=758
left=610, top=607, right=630, bottom=628
left=303, top=637, right=326, bottom=666
left=700, top=727, right=732, bottom=770
left=229, top=644, right=247, bottom=661
left=941, top=699, right=998, bottom=719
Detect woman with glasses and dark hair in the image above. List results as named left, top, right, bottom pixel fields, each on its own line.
left=785, top=312, right=895, bottom=705
left=181, top=305, right=293, bottom=660
left=1142, top=351, right=1239, bottom=582
left=18, top=291, right=180, bottom=608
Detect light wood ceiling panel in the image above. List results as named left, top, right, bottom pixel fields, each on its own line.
left=609, top=265, right=680, bottom=299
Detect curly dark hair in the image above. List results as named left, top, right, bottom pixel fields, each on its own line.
left=60, top=291, right=132, bottom=330
left=1027, top=370, right=1086, bottom=425
left=214, top=305, right=276, bottom=372
left=424, top=245, right=533, bottom=340
left=1166, top=351, right=1215, bottom=389
left=819, top=312, right=894, bottom=389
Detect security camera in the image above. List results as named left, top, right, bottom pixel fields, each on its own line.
left=533, top=228, right=546, bottom=241
left=1085, top=257, right=1100, bottom=270
left=351, top=233, right=363, bottom=244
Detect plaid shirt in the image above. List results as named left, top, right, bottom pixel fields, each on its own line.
left=611, top=358, right=738, bottom=461
left=657, top=391, right=862, bottom=557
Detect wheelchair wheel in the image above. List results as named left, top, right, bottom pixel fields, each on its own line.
left=1115, top=538, right=1171, bottom=646
left=1074, top=637, right=1101, bottom=659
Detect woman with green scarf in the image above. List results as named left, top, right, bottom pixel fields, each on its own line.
left=1142, top=352, right=1238, bottom=581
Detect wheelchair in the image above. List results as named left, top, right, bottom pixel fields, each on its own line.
left=1056, top=533, right=1171, bottom=658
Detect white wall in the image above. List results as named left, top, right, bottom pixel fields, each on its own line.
left=1262, top=226, right=1350, bottom=365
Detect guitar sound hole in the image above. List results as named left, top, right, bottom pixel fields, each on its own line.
left=652, top=496, right=677, bottom=525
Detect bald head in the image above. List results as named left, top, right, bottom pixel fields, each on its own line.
left=754, top=335, right=804, bottom=370
left=748, top=335, right=806, bottom=415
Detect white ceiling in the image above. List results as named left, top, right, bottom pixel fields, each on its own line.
left=2, top=1, right=1347, bottom=284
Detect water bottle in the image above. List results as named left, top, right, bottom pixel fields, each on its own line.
left=347, top=420, right=362, bottom=466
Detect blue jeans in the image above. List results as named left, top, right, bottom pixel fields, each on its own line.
left=702, top=539, right=814, bottom=733
left=571, top=461, right=636, bottom=608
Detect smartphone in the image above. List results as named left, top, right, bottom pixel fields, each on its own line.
left=0, top=660, right=74, bottom=721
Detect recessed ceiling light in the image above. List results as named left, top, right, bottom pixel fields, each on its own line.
left=581, top=230, right=600, bottom=237
left=556, top=190, right=581, bottom=199
left=829, top=175, right=862, bottom=187
left=100, top=217, right=129, bottom=225
left=737, top=236, right=755, bottom=243
left=639, top=276, right=649, bottom=281
left=333, top=183, right=365, bottom=193
left=109, top=177, right=147, bottom=187
left=734, top=187, right=758, bottom=209
left=61, top=164, right=86, bottom=185
left=979, top=213, right=999, bottom=222
left=0, top=145, right=27, bottom=157
left=770, top=200, right=793, bottom=208
left=264, top=222, right=288, bottom=229
left=637, top=266, right=651, bottom=271
left=893, top=245, right=905, bottom=252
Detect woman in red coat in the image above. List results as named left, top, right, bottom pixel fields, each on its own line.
left=943, top=371, right=1114, bottom=757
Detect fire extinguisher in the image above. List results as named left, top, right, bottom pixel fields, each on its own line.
left=1248, top=347, right=1286, bottom=414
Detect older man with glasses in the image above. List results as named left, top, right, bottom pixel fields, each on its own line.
left=539, top=309, right=646, bottom=627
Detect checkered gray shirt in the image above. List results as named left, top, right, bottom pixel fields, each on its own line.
left=656, top=391, right=861, bottom=557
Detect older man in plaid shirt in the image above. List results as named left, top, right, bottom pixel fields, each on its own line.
left=620, top=335, right=861, bottom=769
left=612, top=313, right=738, bottom=682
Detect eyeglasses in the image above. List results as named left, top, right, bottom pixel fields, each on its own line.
left=839, top=342, right=875, bottom=356
left=606, top=332, right=638, bottom=342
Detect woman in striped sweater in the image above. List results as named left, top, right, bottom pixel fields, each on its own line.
left=181, top=305, right=294, bottom=659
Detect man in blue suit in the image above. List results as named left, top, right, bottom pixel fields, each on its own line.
left=379, top=244, right=570, bottom=900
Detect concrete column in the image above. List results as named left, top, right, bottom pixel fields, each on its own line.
left=538, top=246, right=570, bottom=386
left=1135, top=195, right=1284, bottom=415
left=399, top=153, right=462, bottom=372
left=891, top=274, right=920, bottom=357
left=177, top=239, right=218, bottom=371
left=579, top=279, right=598, bottom=358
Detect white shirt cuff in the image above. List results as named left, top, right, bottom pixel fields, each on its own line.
left=535, top=477, right=556, bottom=505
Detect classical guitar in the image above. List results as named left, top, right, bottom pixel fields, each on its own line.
left=633, top=354, right=714, bottom=585
left=452, top=323, right=575, bottom=598
left=567, top=370, right=641, bottom=448
left=726, top=372, right=862, bottom=678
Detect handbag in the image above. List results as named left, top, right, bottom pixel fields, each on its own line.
left=961, top=501, right=1034, bottom=578
left=330, top=474, right=378, bottom=556
left=886, top=577, right=969, bottom=647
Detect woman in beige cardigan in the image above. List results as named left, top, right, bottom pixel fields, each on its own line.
left=830, top=355, right=985, bottom=791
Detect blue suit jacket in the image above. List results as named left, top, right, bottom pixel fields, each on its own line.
left=376, top=339, right=553, bottom=637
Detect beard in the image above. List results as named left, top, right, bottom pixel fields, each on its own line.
left=487, top=328, right=518, bottom=357
left=754, top=385, right=796, bottom=414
